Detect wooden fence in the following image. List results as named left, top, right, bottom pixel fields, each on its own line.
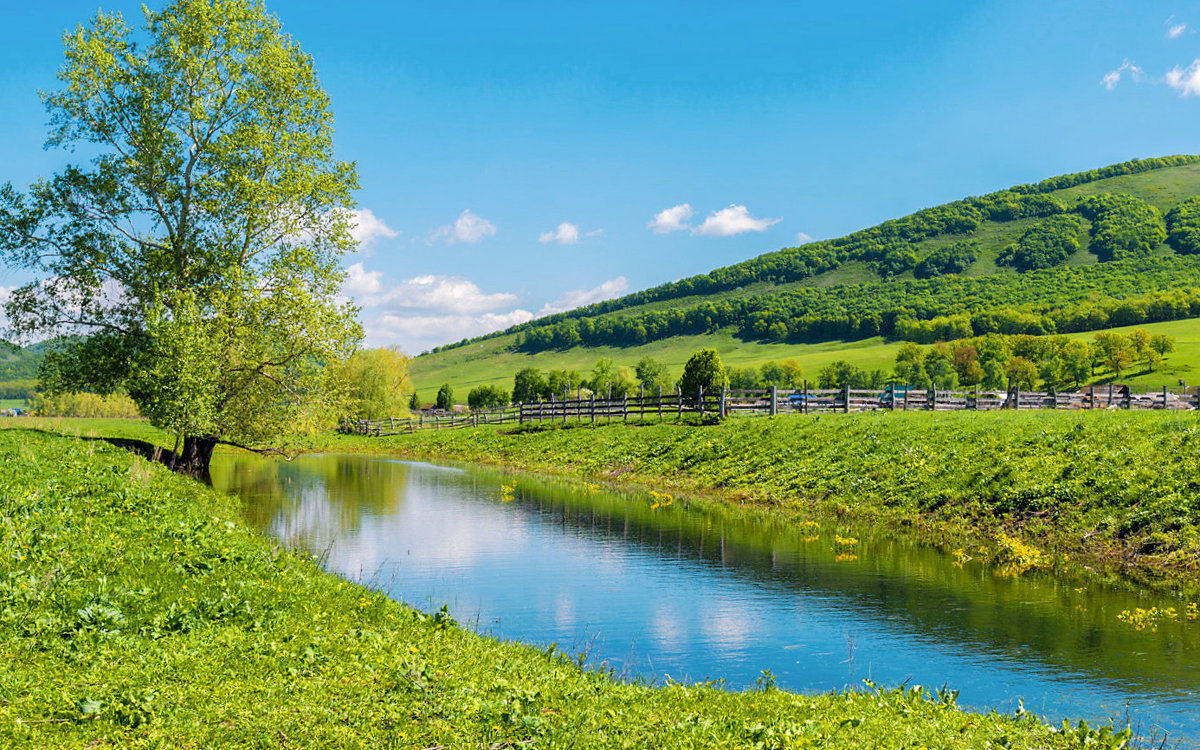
left=346, top=382, right=1198, bottom=435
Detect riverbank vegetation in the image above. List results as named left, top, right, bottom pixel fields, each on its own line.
left=326, top=409, right=1200, bottom=594
left=0, top=427, right=1125, bottom=748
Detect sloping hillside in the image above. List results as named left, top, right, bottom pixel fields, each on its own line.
left=412, top=156, right=1200, bottom=394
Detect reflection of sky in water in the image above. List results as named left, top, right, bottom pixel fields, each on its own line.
left=214, top=455, right=1200, bottom=748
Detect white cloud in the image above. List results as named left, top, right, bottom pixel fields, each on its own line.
left=340, top=264, right=529, bottom=352
left=365, top=309, right=534, bottom=353
left=347, top=208, right=398, bottom=247
left=693, top=204, right=781, bottom=237
left=536, top=276, right=629, bottom=317
left=1169, top=23, right=1187, bottom=39
left=342, top=265, right=519, bottom=314
left=1101, top=59, right=1145, bottom=90
left=539, top=221, right=581, bottom=245
left=648, top=203, right=693, bottom=234
left=430, top=209, right=497, bottom=244
left=795, top=231, right=814, bottom=244
left=1166, top=59, right=1200, bottom=96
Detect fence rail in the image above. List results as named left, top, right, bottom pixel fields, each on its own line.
left=345, top=382, right=1199, bottom=435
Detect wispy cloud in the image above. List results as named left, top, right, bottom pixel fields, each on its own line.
left=366, top=309, right=534, bottom=354
left=342, top=263, right=518, bottom=314
left=1101, top=59, right=1145, bottom=91
left=1166, top=59, right=1200, bottom=95
left=693, top=205, right=781, bottom=237
left=430, top=209, right=497, bottom=244
left=795, top=231, right=814, bottom=244
left=539, top=221, right=581, bottom=245
left=648, top=204, right=693, bottom=234
left=1169, top=23, right=1187, bottom=39
left=537, top=276, right=629, bottom=316
left=347, top=208, right=398, bottom=247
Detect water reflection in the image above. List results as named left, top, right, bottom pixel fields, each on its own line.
left=212, top=454, right=1200, bottom=746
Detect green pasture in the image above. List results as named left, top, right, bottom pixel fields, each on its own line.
left=410, top=317, right=1200, bottom=399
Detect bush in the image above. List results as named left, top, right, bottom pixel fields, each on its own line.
left=1166, top=196, right=1200, bottom=255
left=999, top=215, right=1083, bottom=271
left=1077, top=194, right=1166, bottom=262
left=32, top=391, right=141, bottom=418
left=914, top=241, right=978, bottom=278
left=678, top=349, right=725, bottom=398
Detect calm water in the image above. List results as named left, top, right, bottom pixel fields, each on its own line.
left=211, top=454, right=1200, bottom=747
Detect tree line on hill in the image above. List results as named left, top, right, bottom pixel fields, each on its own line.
left=511, top=257, right=1200, bottom=352
left=428, top=155, right=1200, bottom=355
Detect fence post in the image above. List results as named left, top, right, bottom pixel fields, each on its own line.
left=623, top=392, right=629, bottom=422
left=590, top=394, right=596, bottom=424
left=843, top=383, right=850, bottom=413
left=1014, top=386, right=1020, bottom=410
left=803, top=380, right=809, bottom=414
left=677, top=386, right=683, bottom=418
left=640, top=384, right=645, bottom=420
left=698, top=385, right=704, bottom=417
left=974, top=384, right=979, bottom=411
left=1107, top=383, right=1113, bottom=407
left=770, top=385, right=778, bottom=417
left=903, top=384, right=909, bottom=411
left=1163, top=385, right=1169, bottom=410
left=720, top=385, right=727, bottom=418
left=658, top=385, right=663, bottom=421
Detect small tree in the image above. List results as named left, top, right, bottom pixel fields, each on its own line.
left=512, top=367, right=548, bottom=403
left=436, top=383, right=454, bottom=411
left=467, top=384, right=509, bottom=410
left=342, top=347, right=412, bottom=420
left=409, top=393, right=420, bottom=410
left=634, top=356, right=673, bottom=390
left=678, top=348, right=725, bottom=398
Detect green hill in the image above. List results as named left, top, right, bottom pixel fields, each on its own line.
left=412, top=156, right=1200, bottom=397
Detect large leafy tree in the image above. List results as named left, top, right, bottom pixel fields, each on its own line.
left=0, top=0, right=361, bottom=472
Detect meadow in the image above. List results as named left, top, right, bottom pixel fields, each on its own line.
left=410, top=316, right=1200, bottom=399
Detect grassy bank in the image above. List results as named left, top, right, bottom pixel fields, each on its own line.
left=0, top=428, right=1123, bottom=748
left=319, top=409, right=1200, bottom=593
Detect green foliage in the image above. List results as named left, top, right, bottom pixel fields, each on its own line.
left=679, top=348, right=726, bottom=396
left=31, top=391, right=141, bottom=418
left=817, top=361, right=886, bottom=389
left=435, top=383, right=454, bottom=411
left=999, top=215, right=1084, bottom=271
left=341, top=348, right=412, bottom=420
left=587, top=358, right=637, bottom=398
left=1166, top=196, right=1200, bottom=255
left=914, top=240, right=978, bottom=278
left=0, top=0, right=360, bottom=470
left=895, top=329, right=1174, bottom=390
left=634, top=356, right=673, bottom=390
left=1077, top=194, right=1166, bottom=262
left=467, top=384, right=509, bottom=410
left=512, top=367, right=549, bottom=404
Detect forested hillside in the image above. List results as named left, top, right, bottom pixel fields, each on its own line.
left=428, top=156, right=1200, bottom=357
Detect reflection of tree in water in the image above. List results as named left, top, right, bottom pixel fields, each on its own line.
left=502, top=478, right=1200, bottom=697
left=213, top=454, right=412, bottom=549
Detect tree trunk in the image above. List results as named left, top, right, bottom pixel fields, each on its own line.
left=177, top=435, right=219, bottom=479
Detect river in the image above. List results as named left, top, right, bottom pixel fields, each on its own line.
left=211, top=453, right=1200, bottom=747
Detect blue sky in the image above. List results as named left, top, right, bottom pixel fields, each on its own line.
left=3, top=1, right=1200, bottom=354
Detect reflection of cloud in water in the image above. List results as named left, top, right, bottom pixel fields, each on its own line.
left=554, top=592, right=576, bottom=631
left=700, top=598, right=753, bottom=651
left=270, top=485, right=343, bottom=552
left=649, top=604, right=685, bottom=650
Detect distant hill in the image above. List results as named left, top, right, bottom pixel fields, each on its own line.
left=411, top=156, right=1200, bottom=394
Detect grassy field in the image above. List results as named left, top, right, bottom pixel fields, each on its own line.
left=410, top=316, right=1200, bottom=399
left=0, top=427, right=1127, bottom=748
left=320, top=409, right=1200, bottom=594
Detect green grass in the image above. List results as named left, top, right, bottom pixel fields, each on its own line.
left=411, top=316, right=1200, bottom=398
left=332, top=410, right=1200, bottom=593
left=0, top=428, right=1126, bottom=748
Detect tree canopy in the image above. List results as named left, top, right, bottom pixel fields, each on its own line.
left=0, top=0, right=361, bottom=471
